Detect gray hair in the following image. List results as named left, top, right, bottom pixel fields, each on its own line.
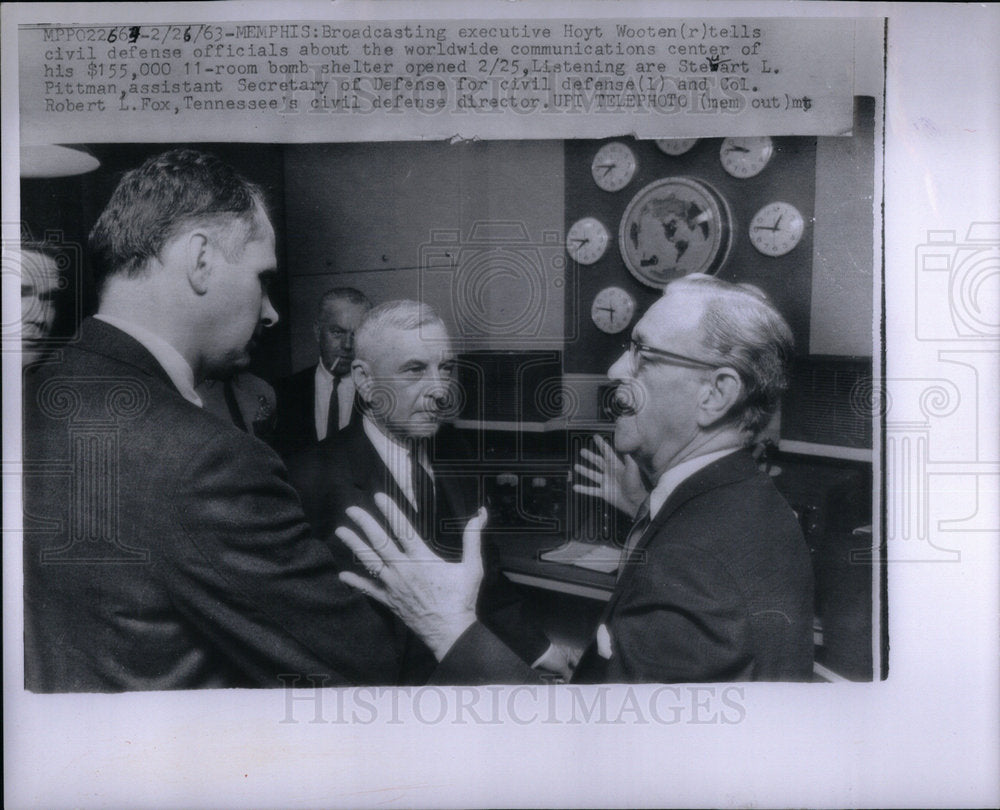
left=316, top=287, right=372, bottom=321
left=669, top=274, right=794, bottom=439
left=354, top=300, right=445, bottom=362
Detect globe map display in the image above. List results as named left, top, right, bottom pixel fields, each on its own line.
left=620, top=178, right=730, bottom=287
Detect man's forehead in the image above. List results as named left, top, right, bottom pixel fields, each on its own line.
left=320, top=298, right=367, bottom=325
left=21, top=251, right=61, bottom=288
left=376, top=324, right=452, bottom=360
left=637, top=286, right=706, bottom=343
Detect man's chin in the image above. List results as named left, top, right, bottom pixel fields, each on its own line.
left=612, top=419, right=639, bottom=454
left=403, top=417, right=442, bottom=437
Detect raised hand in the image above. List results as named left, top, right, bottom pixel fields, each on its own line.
left=573, top=435, right=647, bottom=518
left=336, top=493, right=487, bottom=661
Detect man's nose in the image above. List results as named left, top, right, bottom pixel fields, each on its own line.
left=260, top=294, right=279, bottom=328
left=607, top=349, right=629, bottom=381
left=343, top=331, right=355, bottom=351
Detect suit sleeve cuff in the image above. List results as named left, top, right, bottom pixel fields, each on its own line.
left=430, top=622, right=540, bottom=685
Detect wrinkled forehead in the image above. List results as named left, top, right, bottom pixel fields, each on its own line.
left=635, top=285, right=708, bottom=348
left=319, top=298, right=368, bottom=329
left=369, top=322, right=453, bottom=367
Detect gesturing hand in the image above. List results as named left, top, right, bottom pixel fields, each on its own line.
left=336, top=493, right=487, bottom=661
left=573, top=435, right=647, bottom=518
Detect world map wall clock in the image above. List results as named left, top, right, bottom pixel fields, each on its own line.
left=618, top=176, right=733, bottom=288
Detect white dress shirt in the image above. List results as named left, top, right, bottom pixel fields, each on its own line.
left=95, top=313, right=202, bottom=407
left=361, top=415, right=433, bottom=510
left=314, top=363, right=356, bottom=439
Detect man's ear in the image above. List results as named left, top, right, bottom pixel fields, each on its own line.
left=351, top=359, right=372, bottom=401
left=696, top=367, right=744, bottom=427
left=184, top=232, right=212, bottom=295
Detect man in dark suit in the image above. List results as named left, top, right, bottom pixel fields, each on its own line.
left=288, top=301, right=556, bottom=673
left=21, top=150, right=470, bottom=691
left=336, top=275, right=816, bottom=684
left=272, top=287, right=371, bottom=456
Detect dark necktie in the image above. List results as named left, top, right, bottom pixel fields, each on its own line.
left=617, top=497, right=651, bottom=580
left=325, top=376, right=341, bottom=439
left=223, top=379, right=249, bottom=433
left=409, top=438, right=436, bottom=543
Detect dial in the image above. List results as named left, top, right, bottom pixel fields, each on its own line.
left=655, top=138, right=699, bottom=156
left=591, top=286, right=636, bottom=334
left=719, top=136, right=774, bottom=178
left=619, top=176, right=733, bottom=288
left=749, top=201, right=805, bottom=257
left=566, top=217, right=610, bottom=265
left=591, top=141, right=638, bottom=192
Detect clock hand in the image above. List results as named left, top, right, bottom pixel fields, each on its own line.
left=595, top=162, right=617, bottom=175
left=773, top=213, right=783, bottom=229
left=571, top=238, right=591, bottom=246
left=725, top=145, right=750, bottom=153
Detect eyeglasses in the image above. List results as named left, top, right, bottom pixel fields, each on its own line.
left=626, top=338, right=718, bottom=374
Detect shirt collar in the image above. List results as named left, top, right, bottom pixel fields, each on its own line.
left=648, top=447, right=741, bottom=519
left=94, top=313, right=203, bottom=407
left=362, top=414, right=427, bottom=508
left=315, top=362, right=334, bottom=385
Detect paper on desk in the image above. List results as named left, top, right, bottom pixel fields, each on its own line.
left=540, top=541, right=621, bottom=574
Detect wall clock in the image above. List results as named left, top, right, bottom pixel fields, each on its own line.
left=591, top=286, right=636, bottom=334
left=591, top=141, right=637, bottom=191
left=749, top=201, right=805, bottom=256
left=566, top=216, right=611, bottom=264
left=655, top=138, right=699, bottom=156
left=619, top=177, right=733, bottom=288
left=719, top=136, right=774, bottom=178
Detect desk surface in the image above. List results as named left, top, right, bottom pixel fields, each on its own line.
left=493, top=533, right=617, bottom=601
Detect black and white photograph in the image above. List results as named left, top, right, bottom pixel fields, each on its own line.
left=3, top=2, right=997, bottom=808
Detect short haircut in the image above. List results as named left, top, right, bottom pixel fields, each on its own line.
left=354, top=300, right=445, bottom=362
left=669, top=274, right=795, bottom=438
left=315, top=287, right=372, bottom=322
left=88, top=149, right=269, bottom=289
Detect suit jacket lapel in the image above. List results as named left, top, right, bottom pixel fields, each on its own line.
left=601, top=449, right=760, bottom=619
left=303, top=366, right=318, bottom=440
left=346, top=418, right=418, bottom=529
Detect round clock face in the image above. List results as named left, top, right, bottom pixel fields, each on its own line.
left=749, top=201, right=805, bottom=256
left=591, top=286, right=636, bottom=334
left=655, top=138, right=698, bottom=156
left=619, top=177, right=733, bottom=288
left=566, top=217, right=610, bottom=264
left=591, top=141, right=637, bottom=192
left=719, top=136, right=774, bottom=178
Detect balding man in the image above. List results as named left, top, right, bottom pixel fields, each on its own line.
left=337, top=275, right=815, bottom=684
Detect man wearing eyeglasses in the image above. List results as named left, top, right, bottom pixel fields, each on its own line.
left=335, top=274, right=815, bottom=684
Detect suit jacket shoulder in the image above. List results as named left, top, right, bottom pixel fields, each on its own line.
left=574, top=450, right=814, bottom=684
left=23, top=321, right=409, bottom=691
